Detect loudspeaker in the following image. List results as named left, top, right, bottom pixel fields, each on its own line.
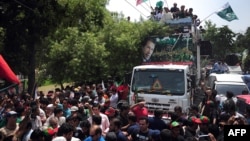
left=200, top=41, right=212, bottom=56
left=190, top=74, right=196, bottom=88
left=225, top=54, right=239, bottom=66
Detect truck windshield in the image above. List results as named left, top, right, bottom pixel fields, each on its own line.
left=131, top=69, right=185, bottom=95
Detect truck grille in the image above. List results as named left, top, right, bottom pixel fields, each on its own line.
left=146, top=102, right=170, bottom=111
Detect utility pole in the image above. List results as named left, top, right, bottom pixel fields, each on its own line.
left=192, top=21, right=201, bottom=82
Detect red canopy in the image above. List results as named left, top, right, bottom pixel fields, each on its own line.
left=0, top=55, right=20, bottom=84
left=237, top=95, right=250, bottom=104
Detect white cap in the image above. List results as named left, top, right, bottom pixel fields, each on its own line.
left=6, top=111, right=18, bottom=117
left=52, top=137, right=67, bottom=141
left=47, top=104, right=54, bottom=108
left=70, top=106, right=79, bottom=112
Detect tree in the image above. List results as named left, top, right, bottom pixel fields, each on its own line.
left=235, top=27, right=250, bottom=72
left=203, top=20, right=237, bottom=60
left=99, top=18, right=171, bottom=81
left=0, top=0, right=68, bottom=94
left=0, top=0, right=109, bottom=94
left=43, top=0, right=110, bottom=86
left=47, top=28, right=108, bottom=86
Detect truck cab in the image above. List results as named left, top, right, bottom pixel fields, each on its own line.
left=129, top=62, right=194, bottom=114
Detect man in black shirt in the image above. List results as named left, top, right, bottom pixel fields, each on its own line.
left=170, top=3, right=180, bottom=19
left=131, top=117, right=160, bottom=141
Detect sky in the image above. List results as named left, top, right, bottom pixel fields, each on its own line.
left=106, top=0, right=250, bottom=33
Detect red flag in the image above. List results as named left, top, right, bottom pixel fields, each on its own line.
left=0, top=55, right=20, bottom=84
left=136, top=0, right=148, bottom=6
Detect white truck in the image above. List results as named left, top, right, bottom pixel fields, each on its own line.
left=128, top=16, right=200, bottom=115
left=128, top=62, right=194, bottom=113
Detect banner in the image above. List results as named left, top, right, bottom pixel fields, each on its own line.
left=216, top=2, right=238, bottom=22
left=0, top=55, right=20, bottom=84
left=165, top=17, right=192, bottom=26
left=141, top=35, right=194, bottom=63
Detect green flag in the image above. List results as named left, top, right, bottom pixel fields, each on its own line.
left=216, top=2, right=238, bottom=22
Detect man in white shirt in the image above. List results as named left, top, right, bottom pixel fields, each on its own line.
left=87, top=103, right=110, bottom=136
left=43, top=107, right=65, bottom=130
left=109, top=88, right=118, bottom=108
left=160, top=7, right=173, bottom=24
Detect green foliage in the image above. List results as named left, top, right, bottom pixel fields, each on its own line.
left=203, top=20, right=250, bottom=71
left=100, top=20, right=140, bottom=78
left=2, top=0, right=250, bottom=88
left=98, top=19, right=171, bottom=80
left=57, top=0, right=109, bottom=32
left=235, top=27, right=250, bottom=71
left=203, top=20, right=237, bottom=60
left=235, top=27, right=250, bottom=52
left=47, top=27, right=108, bottom=83
left=0, top=0, right=71, bottom=93
left=43, top=79, right=53, bottom=86
left=243, top=55, right=250, bottom=72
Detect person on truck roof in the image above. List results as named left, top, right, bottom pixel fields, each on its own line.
left=170, top=3, right=180, bottom=19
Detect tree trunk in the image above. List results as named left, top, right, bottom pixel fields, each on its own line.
left=27, top=44, right=36, bottom=96
left=60, top=82, right=64, bottom=90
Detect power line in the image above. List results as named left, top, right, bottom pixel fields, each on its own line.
left=13, top=0, right=34, bottom=12
left=140, top=3, right=151, bottom=13
left=143, top=1, right=151, bottom=10
left=124, top=0, right=148, bottom=18
left=133, top=0, right=151, bottom=15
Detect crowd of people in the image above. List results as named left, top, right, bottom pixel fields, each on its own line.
left=210, top=61, right=229, bottom=74
left=0, top=78, right=249, bottom=141
left=150, top=2, right=201, bottom=26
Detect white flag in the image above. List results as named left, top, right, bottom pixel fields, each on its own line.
left=102, top=80, right=106, bottom=91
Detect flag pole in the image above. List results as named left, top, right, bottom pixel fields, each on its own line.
left=148, top=0, right=154, bottom=12
left=200, top=2, right=225, bottom=23
left=140, top=3, right=151, bottom=12
left=135, top=0, right=151, bottom=12
left=143, top=1, right=151, bottom=9
left=163, top=0, right=168, bottom=8
left=124, top=0, right=148, bottom=17
left=148, top=0, right=152, bottom=6
left=200, top=11, right=217, bottom=23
